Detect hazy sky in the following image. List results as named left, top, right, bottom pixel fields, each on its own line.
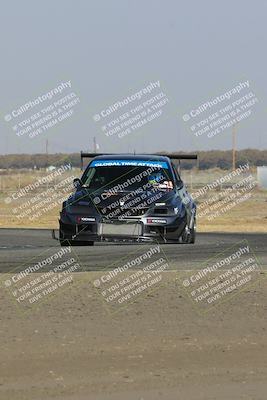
left=0, top=0, right=266, bottom=154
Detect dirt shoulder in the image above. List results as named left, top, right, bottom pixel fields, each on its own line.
left=0, top=271, right=266, bottom=400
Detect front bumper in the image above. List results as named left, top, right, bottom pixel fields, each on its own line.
left=59, top=213, right=187, bottom=243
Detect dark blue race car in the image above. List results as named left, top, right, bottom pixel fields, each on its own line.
left=55, top=152, right=197, bottom=246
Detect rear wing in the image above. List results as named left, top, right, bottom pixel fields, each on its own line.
left=80, top=152, right=113, bottom=170
left=80, top=151, right=197, bottom=170
left=159, top=154, right=197, bottom=160
left=159, top=154, right=198, bottom=173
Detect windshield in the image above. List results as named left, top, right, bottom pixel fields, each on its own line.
left=81, top=160, right=174, bottom=192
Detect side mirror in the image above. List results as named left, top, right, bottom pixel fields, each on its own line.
left=176, top=180, right=184, bottom=190
left=73, top=178, right=82, bottom=189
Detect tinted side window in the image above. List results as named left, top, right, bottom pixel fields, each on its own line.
left=171, top=163, right=181, bottom=182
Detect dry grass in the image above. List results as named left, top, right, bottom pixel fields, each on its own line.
left=0, top=168, right=266, bottom=232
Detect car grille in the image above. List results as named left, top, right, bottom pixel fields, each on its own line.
left=154, top=208, right=168, bottom=215
left=129, top=207, right=149, bottom=216
left=77, top=224, right=94, bottom=233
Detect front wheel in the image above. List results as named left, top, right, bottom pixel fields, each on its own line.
left=60, top=239, right=94, bottom=246
left=181, top=219, right=196, bottom=244
left=59, top=230, right=94, bottom=246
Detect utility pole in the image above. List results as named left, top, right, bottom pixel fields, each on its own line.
left=93, top=137, right=97, bottom=153
left=45, top=139, right=49, bottom=167
left=232, top=124, right=236, bottom=171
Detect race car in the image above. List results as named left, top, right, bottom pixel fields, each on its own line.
left=54, top=152, right=197, bottom=246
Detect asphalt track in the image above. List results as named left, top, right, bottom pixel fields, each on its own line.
left=1, top=229, right=267, bottom=400
left=0, top=229, right=266, bottom=272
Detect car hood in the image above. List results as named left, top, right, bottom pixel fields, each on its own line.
left=66, top=188, right=178, bottom=214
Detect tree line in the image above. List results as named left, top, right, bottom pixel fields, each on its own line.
left=0, top=149, right=266, bottom=170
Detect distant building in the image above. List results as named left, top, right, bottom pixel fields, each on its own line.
left=46, top=166, right=56, bottom=172
left=257, top=166, right=267, bottom=188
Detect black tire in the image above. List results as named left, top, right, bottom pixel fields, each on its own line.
left=188, top=223, right=196, bottom=244
left=60, top=240, right=94, bottom=246
left=59, top=229, right=94, bottom=246
left=181, top=219, right=196, bottom=244
left=181, top=228, right=189, bottom=244
left=60, top=239, right=70, bottom=246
